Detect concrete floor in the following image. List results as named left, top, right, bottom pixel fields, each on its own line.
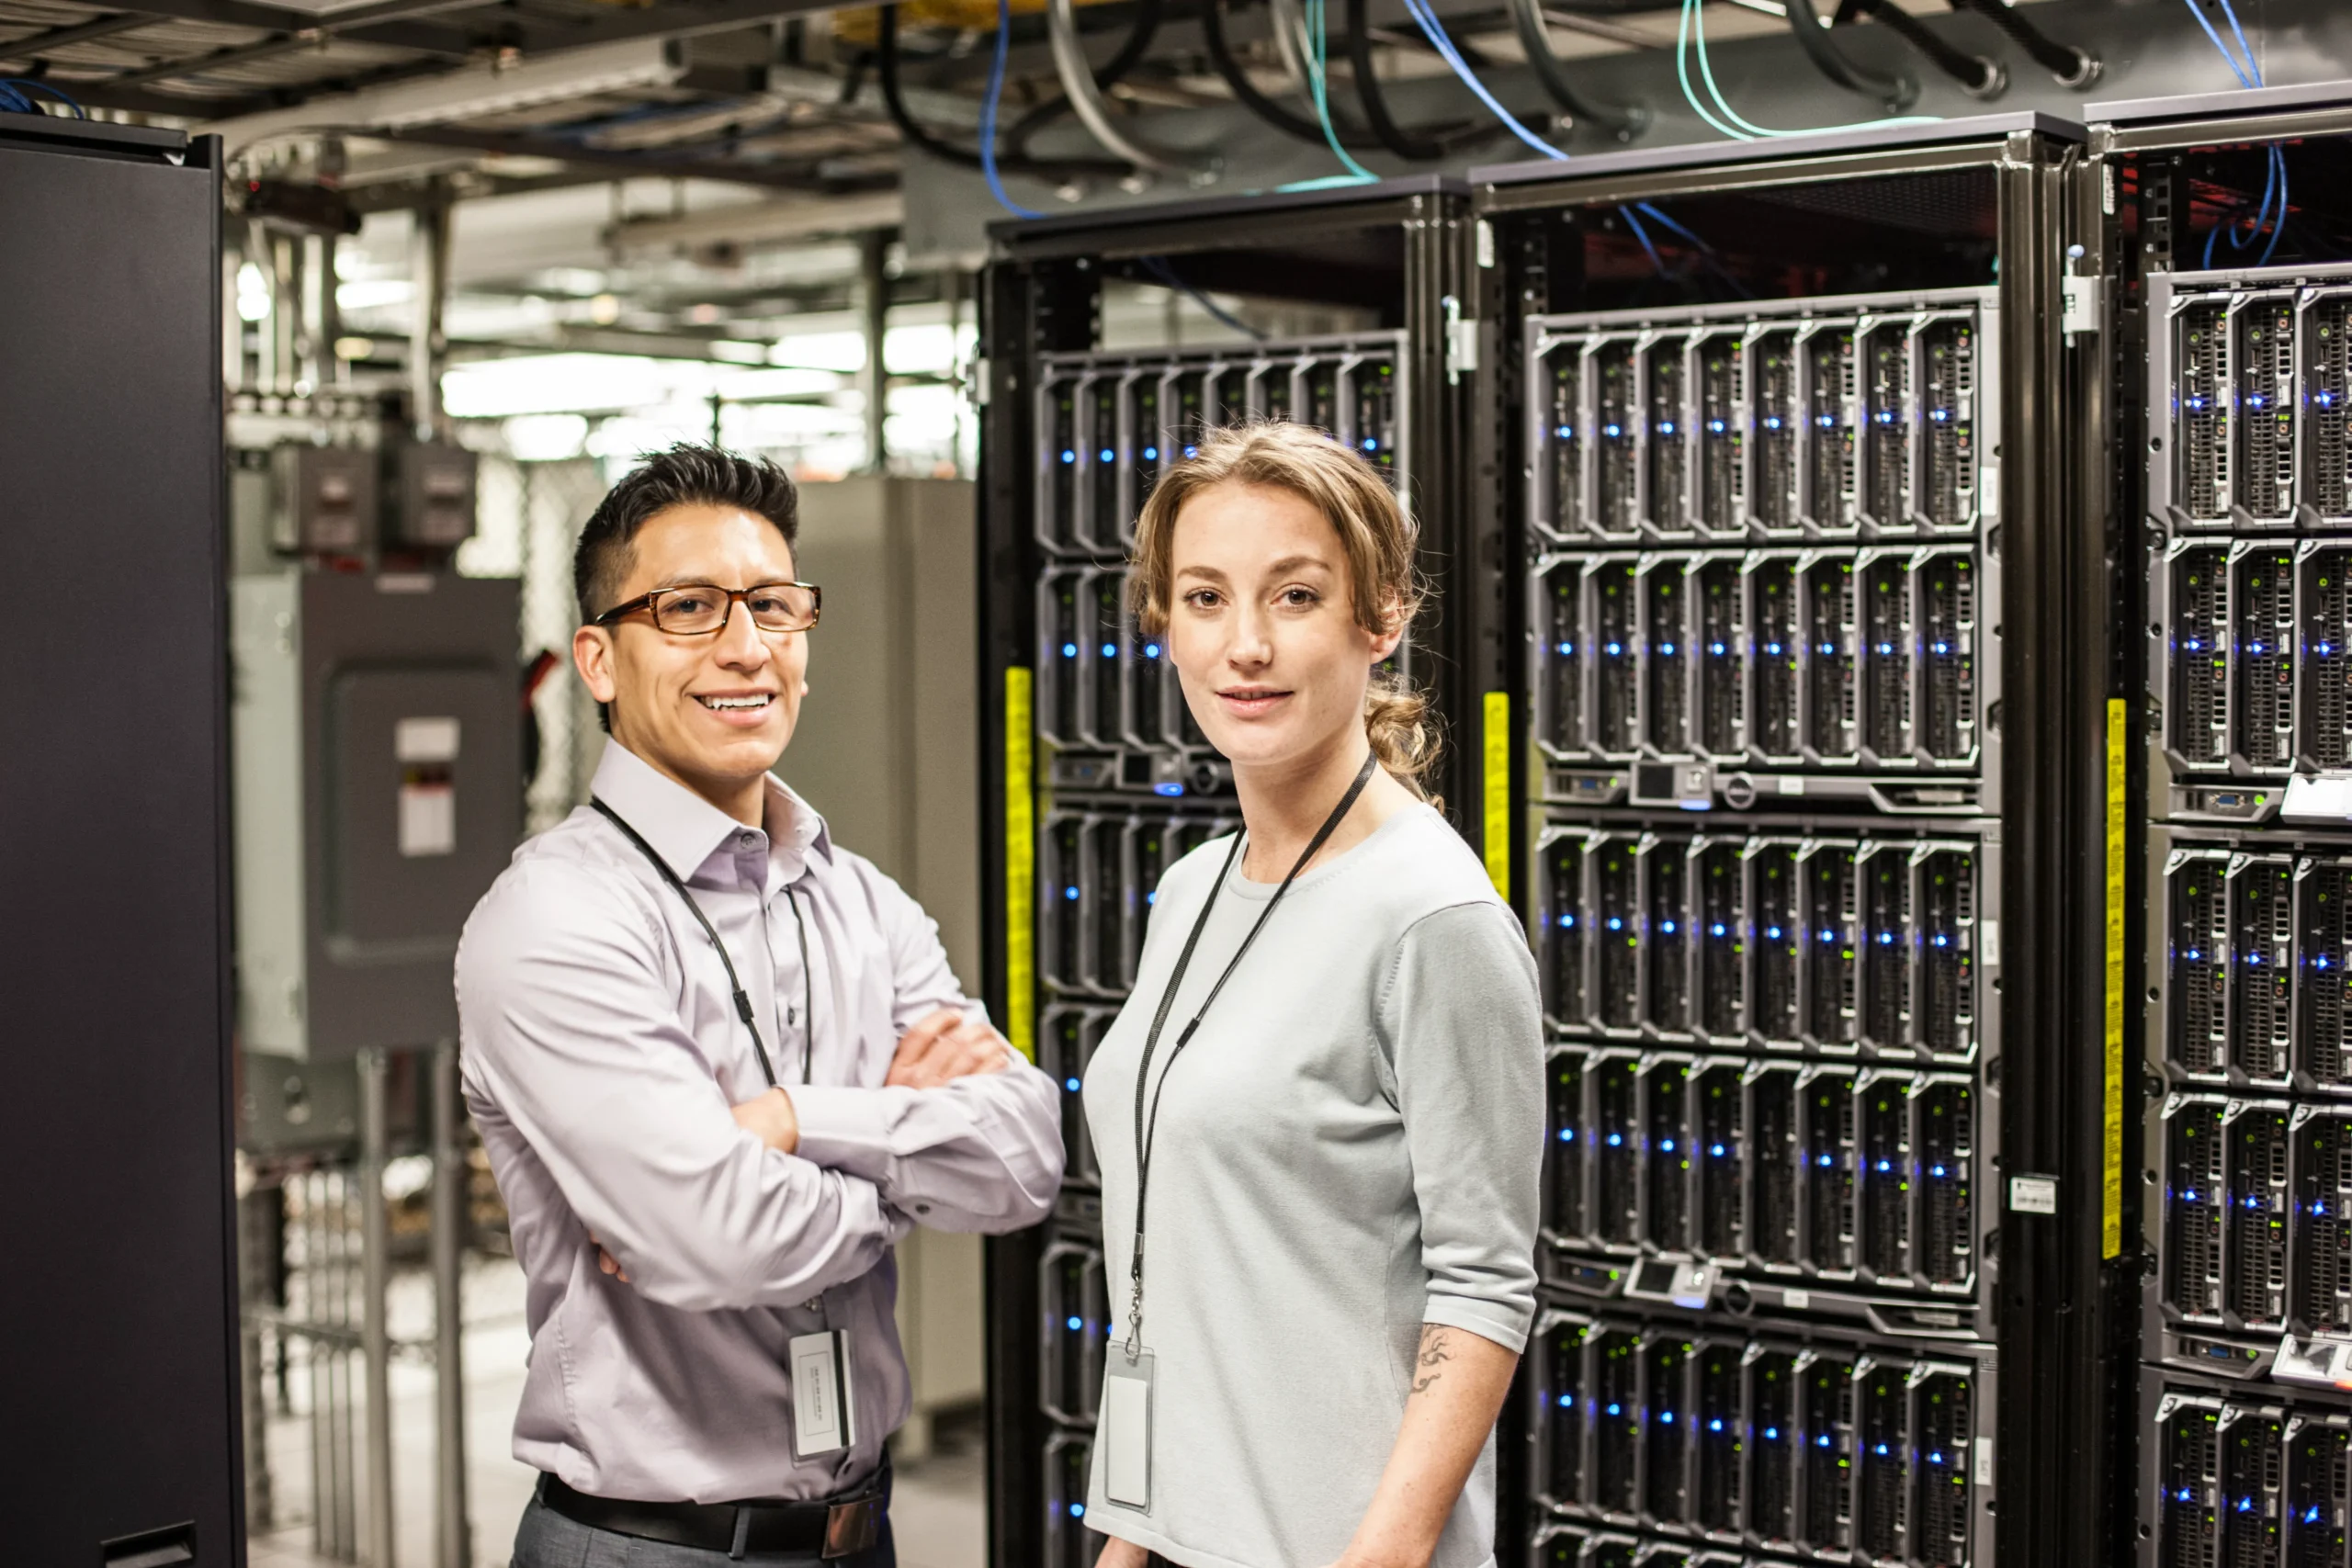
left=243, top=1255, right=986, bottom=1568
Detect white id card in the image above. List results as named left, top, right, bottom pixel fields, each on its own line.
left=1102, top=1346, right=1155, bottom=1509
left=788, top=1329, right=858, bottom=1458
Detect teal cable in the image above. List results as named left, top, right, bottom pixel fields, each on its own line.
left=1305, top=0, right=1379, bottom=181
left=1675, top=0, right=1755, bottom=140
left=1682, top=0, right=1940, bottom=140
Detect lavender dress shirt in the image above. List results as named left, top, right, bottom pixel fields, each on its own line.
left=458, top=739, right=1061, bottom=1503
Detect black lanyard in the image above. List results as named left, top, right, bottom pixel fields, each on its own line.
left=1123, top=750, right=1377, bottom=1353
left=591, top=796, right=816, bottom=1090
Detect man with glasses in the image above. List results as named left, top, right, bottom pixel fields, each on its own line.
left=458, top=445, right=1061, bottom=1566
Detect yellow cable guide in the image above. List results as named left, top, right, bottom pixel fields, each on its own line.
left=1006, top=667, right=1036, bottom=1062
left=1483, top=691, right=1510, bottom=899
left=2103, top=696, right=2126, bottom=1259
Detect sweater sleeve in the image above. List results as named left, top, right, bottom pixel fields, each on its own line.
left=1380, top=898, right=1546, bottom=1353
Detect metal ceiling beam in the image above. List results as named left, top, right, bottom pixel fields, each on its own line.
left=107, top=28, right=321, bottom=86
left=366, top=121, right=885, bottom=190
left=93, top=0, right=474, bottom=57
left=606, top=188, right=906, bottom=250
left=483, top=0, right=854, bottom=57
left=0, top=12, right=155, bottom=65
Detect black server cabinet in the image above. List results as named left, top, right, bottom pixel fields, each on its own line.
left=978, top=178, right=1477, bottom=1566
left=2086, top=85, right=2352, bottom=1568
left=1472, top=114, right=2120, bottom=1568
left=0, top=117, right=243, bottom=1563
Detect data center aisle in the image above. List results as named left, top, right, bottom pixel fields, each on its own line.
left=242, top=1255, right=987, bottom=1568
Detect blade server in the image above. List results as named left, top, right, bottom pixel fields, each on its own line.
left=1521, top=288, right=2006, bottom=1568
left=1022, top=331, right=1416, bottom=1568
left=1528, top=290, right=2002, bottom=818
left=2133, top=255, right=2352, bottom=1568
left=2146, top=265, right=2352, bottom=818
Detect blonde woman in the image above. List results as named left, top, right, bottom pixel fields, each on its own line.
left=1081, top=423, right=1544, bottom=1568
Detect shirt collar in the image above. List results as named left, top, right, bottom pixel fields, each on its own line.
left=590, top=739, right=833, bottom=882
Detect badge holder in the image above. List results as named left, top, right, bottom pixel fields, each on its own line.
left=1102, top=1338, right=1155, bottom=1510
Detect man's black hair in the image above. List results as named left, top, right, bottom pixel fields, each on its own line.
left=572, top=443, right=800, bottom=624
left=572, top=444, right=801, bottom=731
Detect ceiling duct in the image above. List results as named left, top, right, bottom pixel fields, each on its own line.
left=203, top=39, right=690, bottom=155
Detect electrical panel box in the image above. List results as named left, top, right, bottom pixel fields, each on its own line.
left=231, top=569, right=521, bottom=1060
left=272, top=442, right=379, bottom=556
left=385, top=439, right=480, bottom=551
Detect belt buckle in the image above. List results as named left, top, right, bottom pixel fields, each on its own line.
left=821, top=1495, right=881, bottom=1559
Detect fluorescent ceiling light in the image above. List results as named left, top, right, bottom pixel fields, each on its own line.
left=335, top=278, right=413, bottom=310
left=205, top=40, right=686, bottom=153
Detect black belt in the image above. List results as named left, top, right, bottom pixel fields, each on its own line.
left=538, top=1464, right=888, bottom=1560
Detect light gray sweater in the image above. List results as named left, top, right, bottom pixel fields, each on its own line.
left=1081, top=804, right=1544, bottom=1568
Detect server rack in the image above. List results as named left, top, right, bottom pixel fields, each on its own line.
left=978, top=177, right=1477, bottom=1566
left=0, top=113, right=244, bottom=1562
left=1473, top=115, right=2117, bottom=1568
left=2083, top=85, right=2352, bottom=1568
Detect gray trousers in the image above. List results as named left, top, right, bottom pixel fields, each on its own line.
left=512, top=1495, right=896, bottom=1568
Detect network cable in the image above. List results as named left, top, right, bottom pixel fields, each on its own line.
left=1620, top=203, right=1667, bottom=277
left=1288, top=0, right=1380, bottom=187
left=1139, top=255, right=1265, bottom=342
left=2179, top=0, right=2285, bottom=267
left=980, top=0, right=1044, bottom=219
left=1675, top=0, right=1939, bottom=141
left=0, top=78, right=85, bottom=118
left=1396, top=0, right=1568, bottom=163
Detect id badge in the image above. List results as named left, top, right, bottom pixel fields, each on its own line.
left=788, top=1329, right=858, bottom=1458
left=1102, top=1344, right=1155, bottom=1510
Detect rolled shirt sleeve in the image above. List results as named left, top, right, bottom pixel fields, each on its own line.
left=458, top=858, right=909, bottom=1314
left=787, top=860, right=1064, bottom=1231
left=1380, top=899, right=1546, bottom=1353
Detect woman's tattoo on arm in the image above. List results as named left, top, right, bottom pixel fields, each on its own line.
left=1410, top=1326, right=1456, bottom=1395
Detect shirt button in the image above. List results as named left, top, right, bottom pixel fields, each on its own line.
left=739, top=832, right=757, bottom=848
left=915, top=1203, right=931, bottom=1215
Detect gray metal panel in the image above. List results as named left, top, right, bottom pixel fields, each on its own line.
left=2092, top=78, right=2352, bottom=126
left=989, top=172, right=1467, bottom=250
left=0, top=122, right=243, bottom=1564
left=233, top=569, right=522, bottom=1059
left=1472, top=112, right=2087, bottom=192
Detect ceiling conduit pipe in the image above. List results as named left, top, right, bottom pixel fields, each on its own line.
left=1944, top=0, right=2097, bottom=87
left=1045, top=0, right=1205, bottom=180
left=1504, top=0, right=1645, bottom=141
left=1838, top=0, right=2002, bottom=98
left=1346, top=0, right=1445, bottom=159
left=1005, top=0, right=1162, bottom=158
left=1783, top=0, right=1916, bottom=112
left=1199, top=0, right=1381, bottom=148
left=877, top=6, right=1121, bottom=179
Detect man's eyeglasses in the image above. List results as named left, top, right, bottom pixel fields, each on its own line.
left=593, top=581, right=821, bottom=637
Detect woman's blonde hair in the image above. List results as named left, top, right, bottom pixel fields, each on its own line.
left=1127, top=420, right=1440, bottom=800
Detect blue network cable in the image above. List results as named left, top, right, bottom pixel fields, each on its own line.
left=980, top=0, right=1044, bottom=219
left=0, top=78, right=85, bottom=117
left=1676, top=0, right=1939, bottom=141
left=1620, top=203, right=1667, bottom=276
left=2179, top=0, right=2286, bottom=267
left=1141, top=254, right=1264, bottom=342
left=1396, top=0, right=1568, bottom=162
